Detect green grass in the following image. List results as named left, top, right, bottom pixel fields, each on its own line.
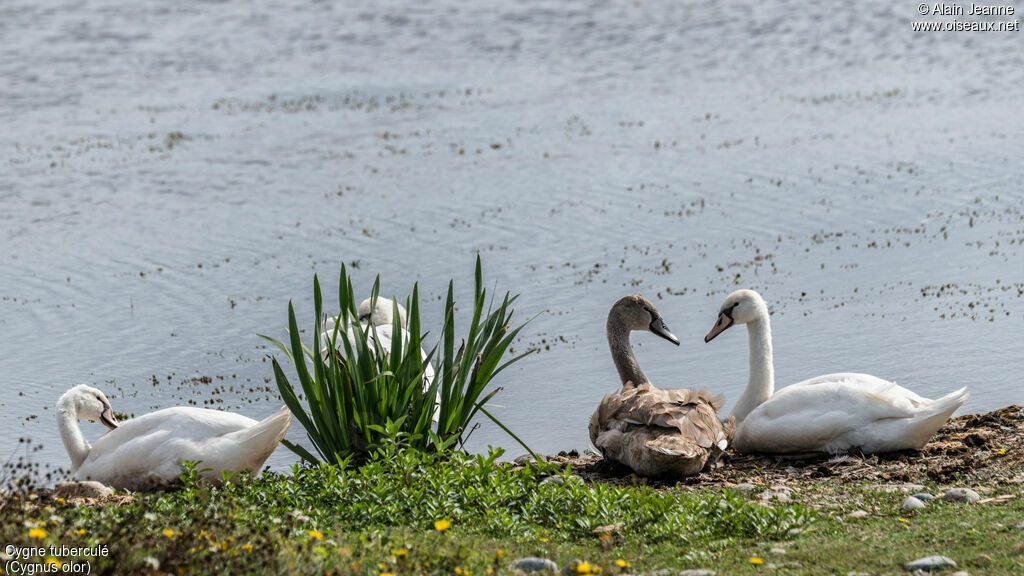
left=2, top=449, right=1021, bottom=575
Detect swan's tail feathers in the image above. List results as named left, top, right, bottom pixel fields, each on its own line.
left=910, top=387, right=970, bottom=449
left=218, top=406, right=293, bottom=477
left=925, top=387, right=970, bottom=419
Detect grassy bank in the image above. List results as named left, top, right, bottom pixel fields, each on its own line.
left=2, top=444, right=1021, bottom=575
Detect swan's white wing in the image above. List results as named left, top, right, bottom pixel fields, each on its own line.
left=785, top=372, right=928, bottom=407
left=77, top=408, right=259, bottom=488
left=739, top=374, right=964, bottom=453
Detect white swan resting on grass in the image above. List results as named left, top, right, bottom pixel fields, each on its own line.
left=320, top=297, right=439, bottom=421
left=57, top=385, right=291, bottom=491
left=704, top=289, right=969, bottom=455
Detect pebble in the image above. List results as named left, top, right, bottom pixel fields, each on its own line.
left=873, top=483, right=926, bottom=493
left=514, top=454, right=544, bottom=465
left=951, top=572, right=970, bottom=576
left=1016, top=523, right=1024, bottom=530
left=900, top=496, right=926, bottom=510
left=768, top=547, right=786, bottom=556
left=677, top=571, right=716, bottom=576
left=54, top=481, right=112, bottom=499
left=943, top=488, right=980, bottom=504
left=733, top=483, right=757, bottom=492
left=759, top=487, right=792, bottom=503
left=539, top=474, right=582, bottom=487
left=509, top=557, right=558, bottom=573
left=905, top=555, right=957, bottom=571
left=912, top=492, right=935, bottom=501
left=849, top=510, right=869, bottom=519
left=786, top=528, right=803, bottom=536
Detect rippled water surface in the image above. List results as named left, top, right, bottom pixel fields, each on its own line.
left=2, top=0, right=1022, bottom=475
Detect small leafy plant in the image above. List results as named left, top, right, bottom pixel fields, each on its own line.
left=261, top=256, right=533, bottom=465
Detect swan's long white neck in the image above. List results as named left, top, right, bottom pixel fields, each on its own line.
left=56, top=395, right=90, bottom=472
left=731, top=306, right=775, bottom=424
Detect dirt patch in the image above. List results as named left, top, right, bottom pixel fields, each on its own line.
left=547, top=405, right=1024, bottom=489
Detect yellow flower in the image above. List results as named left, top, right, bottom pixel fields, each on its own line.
left=56, top=498, right=65, bottom=504
left=495, top=549, right=503, bottom=558
left=162, top=529, right=176, bottom=538
left=576, top=562, right=592, bottom=574
left=455, top=568, right=466, bottom=575
left=393, top=549, right=407, bottom=557
left=897, top=518, right=909, bottom=524
left=45, top=558, right=62, bottom=568
left=999, top=448, right=1007, bottom=455
left=241, top=543, right=253, bottom=553
left=309, top=530, right=323, bottom=540
left=538, top=537, right=548, bottom=542
left=380, top=573, right=395, bottom=576
left=76, top=528, right=86, bottom=535
left=615, top=559, right=630, bottom=568
left=434, top=519, right=451, bottom=532
left=749, top=557, right=764, bottom=565
left=29, top=528, right=46, bottom=539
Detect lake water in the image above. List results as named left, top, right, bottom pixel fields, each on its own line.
left=2, top=0, right=1022, bottom=478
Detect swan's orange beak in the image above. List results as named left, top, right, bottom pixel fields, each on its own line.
left=704, top=312, right=734, bottom=343
left=100, top=407, right=119, bottom=430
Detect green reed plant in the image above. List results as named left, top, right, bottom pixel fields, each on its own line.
left=261, top=256, right=533, bottom=465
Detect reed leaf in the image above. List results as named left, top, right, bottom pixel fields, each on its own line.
left=267, top=256, right=533, bottom=463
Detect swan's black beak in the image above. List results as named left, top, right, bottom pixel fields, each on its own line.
left=649, top=316, right=680, bottom=346
left=704, top=312, right=734, bottom=343
left=100, top=407, right=119, bottom=430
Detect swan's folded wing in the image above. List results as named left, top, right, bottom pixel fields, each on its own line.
left=769, top=375, right=924, bottom=422
left=87, top=408, right=257, bottom=462
left=645, top=432, right=704, bottom=459
left=596, top=385, right=730, bottom=450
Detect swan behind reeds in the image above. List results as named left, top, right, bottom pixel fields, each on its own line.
left=321, top=297, right=438, bottom=421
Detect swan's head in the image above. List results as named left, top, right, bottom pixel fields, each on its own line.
left=59, top=384, right=120, bottom=430
left=705, top=289, right=768, bottom=342
left=610, top=295, right=679, bottom=345
left=358, top=297, right=408, bottom=329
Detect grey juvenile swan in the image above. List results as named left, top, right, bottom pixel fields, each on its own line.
left=589, top=295, right=734, bottom=477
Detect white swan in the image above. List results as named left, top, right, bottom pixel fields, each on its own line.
left=704, top=289, right=969, bottom=455
left=589, top=295, right=734, bottom=477
left=57, top=385, right=291, bottom=491
left=321, top=297, right=438, bottom=421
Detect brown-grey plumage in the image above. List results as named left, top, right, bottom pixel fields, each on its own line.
left=589, top=295, right=735, bottom=477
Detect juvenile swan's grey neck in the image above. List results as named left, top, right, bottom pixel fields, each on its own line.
left=607, top=310, right=647, bottom=388
left=731, top=306, right=775, bottom=424
left=56, top=394, right=90, bottom=472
